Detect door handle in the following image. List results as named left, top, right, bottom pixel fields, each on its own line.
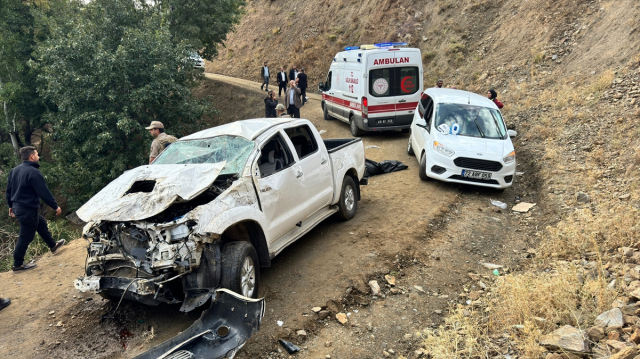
left=398, top=99, right=407, bottom=103
left=296, top=171, right=304, bottom=178
left=321, top=158, right=327, bottom=164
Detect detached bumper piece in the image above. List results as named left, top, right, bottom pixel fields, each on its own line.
left=134, top=289, right=265, bottom=359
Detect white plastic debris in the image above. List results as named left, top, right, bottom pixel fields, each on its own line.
left=365, top=145, right=381, bottom=149
left=480, top=262, right=503, bottom=270
left=277, top=321, right=284, bottom=327
left=490, top=199, right=508, bottom=210
left=515, top=172, right=525, bottom=176
left=318, top=130, right=327, bottom=135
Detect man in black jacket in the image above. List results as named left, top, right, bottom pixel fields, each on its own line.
left=6, top=146, right=65, bottom=272
left=288, top=65, right=298, bottom=84
left=276, top=67, right=288, bottom=97
left=264, top=90, right=278, bottom=118
left=297, top=68, right=308, bottom=104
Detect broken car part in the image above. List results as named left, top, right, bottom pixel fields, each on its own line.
left=134, top=289, right=264, bottom=359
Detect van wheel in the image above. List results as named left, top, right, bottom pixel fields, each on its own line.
left=350, top=116, right=364, bottom=137
left=419, top=153, right=431, bottom=181
left=323, top=104, right=332, bottom=121
left=407, top=135, right=415, bottom=156
left=337, top=176, right=357, bottom=220
left=221, top=241, right=260, bottom=298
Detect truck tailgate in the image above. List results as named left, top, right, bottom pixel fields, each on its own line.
left=324, top=138, right=366, bottom=204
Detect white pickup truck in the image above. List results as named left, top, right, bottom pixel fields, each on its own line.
left=74, top=118, right=366, bottom=312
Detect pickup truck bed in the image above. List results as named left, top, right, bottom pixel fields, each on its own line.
left=324, top=138, right=362, bottom=153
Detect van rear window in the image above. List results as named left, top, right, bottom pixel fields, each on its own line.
left=369, top=67, right=419, bottom=97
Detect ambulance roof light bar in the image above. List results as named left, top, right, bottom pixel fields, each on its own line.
left=374, top=42, right=407, bottom=48
left=344, top=46, right=360, bottom=51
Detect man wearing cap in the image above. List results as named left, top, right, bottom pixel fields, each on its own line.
left=275, top=104, right=290, bottom=118
left=146, top=121, right=178, bottom=164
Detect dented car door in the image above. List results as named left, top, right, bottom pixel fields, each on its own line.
left=252, top=131, right=306, bottom=243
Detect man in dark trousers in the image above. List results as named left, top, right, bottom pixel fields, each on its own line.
left=6, top=146, right=65, bottom=272
left=297, top=68, right=308, bottom=104
left=276, top=67, right=288, bottom=97
left=285, top=80, right=302, bottom=118
left=288, top=65, right=298, bottom=85
left=260, top=61, right=270, bottom=92
left=264, top=90, right=278, bottom=118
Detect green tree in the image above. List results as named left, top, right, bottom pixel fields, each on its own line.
left=35, top=0, right=211, bottom=208
left=0, top=0, right=50, bottom=159
left=157, top=0, right=246, bottom=60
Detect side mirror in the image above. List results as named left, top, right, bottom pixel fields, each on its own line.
left=508, top=130, right=517, bottom=138
left=318, top=82, right=324, bottom=91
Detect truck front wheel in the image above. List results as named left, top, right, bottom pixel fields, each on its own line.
left=337, top=176, right=358, bottom=220
left=221, top=241, right=260, bottom=298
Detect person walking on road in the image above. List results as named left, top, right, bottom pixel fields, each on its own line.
left=264, top=90, right=278, bottom=118
left=6, top=146, right=65, bottom=272
left=487, top=89, right=504, bottom=109
left=276, top=67, right=288, bottom=97
left=0, top=297, right=10, bottom=311
left=147, top=121, right=177, bottom=164
left=260, top=61, right=270, bottom=92
left=297, top=68, right=308, bottom=104
left=285, top=80, right=302, bottom=118
left=289, top=65, right=298, bottom=84
left=275, top=104, right=290, bottom=118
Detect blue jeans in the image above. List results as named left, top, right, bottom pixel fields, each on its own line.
left=261, top=76, right=269, bottom=90
left=12, top=204, right=56, bottom=267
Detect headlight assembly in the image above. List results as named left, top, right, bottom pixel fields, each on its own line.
left=433, top=141, right=455, bottom=157
left=503, top=150, right=516, bottom=164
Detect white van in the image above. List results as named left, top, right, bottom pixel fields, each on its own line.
left=318, top=42, right=423, bottom=137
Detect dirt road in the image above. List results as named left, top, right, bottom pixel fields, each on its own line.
left=0, top=75, right=538, bottom=359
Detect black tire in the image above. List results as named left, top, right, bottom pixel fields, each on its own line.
left=407, top=135, right=415, bottom=156
left=220, top=241, right=260, bottom=298
left=337, top=176, right=358, bottom=220
left=323, top=103, right=332, bottom=120
left=401, top=128, right=410, bottom=133
left=350, top=116, right=364, bottom=137
left=419, top=153, right=431, bottom=181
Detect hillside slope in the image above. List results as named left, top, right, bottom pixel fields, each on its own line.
left=208, top=0, right=640, bottom=91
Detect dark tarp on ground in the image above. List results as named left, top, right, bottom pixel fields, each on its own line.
left=364, top=159, right=408, bottom=177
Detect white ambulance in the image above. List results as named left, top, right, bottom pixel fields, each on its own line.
left=319, top=42, right=423, bottom=137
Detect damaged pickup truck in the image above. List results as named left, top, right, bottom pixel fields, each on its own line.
left=74, top=118, right=366, bottom=313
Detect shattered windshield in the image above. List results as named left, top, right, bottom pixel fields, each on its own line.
left=152, top=135, right=255, bottom=175
left=435, top=103, right=507, bottom=139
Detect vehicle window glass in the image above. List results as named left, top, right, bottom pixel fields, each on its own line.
left=397, top=67, right=419, bottom=95
left=284, top=125, right=318, bottom=159
left=257, top=134, right=294, bottom=177
left=369, top=67, right=419, bottom=97
left=369, top=68, right=391, bottom=97
left=421, top=96, right=434, bottom=130
left=434, top=103, right=507, bottom=140
left=152, top=135, right=254, bottom=175
left=326, top=71, right=332, bottom=90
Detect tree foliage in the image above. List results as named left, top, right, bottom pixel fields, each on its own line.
left=158, top=0, right=246, bottom=61
left=35, top=0, right=211, bottom=208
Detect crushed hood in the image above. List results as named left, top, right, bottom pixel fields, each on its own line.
left=77, top=162, right=226, bottom=222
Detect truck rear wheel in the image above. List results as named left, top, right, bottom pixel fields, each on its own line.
left=350, top=116, right=364, bottom=137
left=337, top=176, right=358, bottom=220
left=221, top=241, right=260, bottom=298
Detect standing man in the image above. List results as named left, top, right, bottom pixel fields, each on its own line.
left=297, top=68, right=308, bottom=104
left=435, top=79, right=444, bottom=88
left=147, top=121, right=177, bottom=164
left=6, top=146, right=65, bottom=272
left=276, top=67, right=288, bottom=97
left=260, top=61, right=270, bottom=92
left=264, top=90, right=278, bottom=118
left=285, top=80, right=302, bottom=118
left=288, top=65, right=298, bottom=84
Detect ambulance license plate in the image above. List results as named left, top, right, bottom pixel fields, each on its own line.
left=376, top=119, right=394, bottom=125
left=461, top=169, right=492, bottom=180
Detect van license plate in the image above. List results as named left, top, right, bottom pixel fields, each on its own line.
left=461, top=170, right=492, bottom=180
left=376, top=119, right=394, bottom=125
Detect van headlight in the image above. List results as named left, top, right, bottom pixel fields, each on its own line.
left=503, top=151, right=516, bottom=164
left=433, top=141, right=455, bottom=157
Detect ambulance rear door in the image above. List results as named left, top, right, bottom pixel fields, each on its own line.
left=366, top=52, right=397, bottom=128
left=393, top=49, right=422, bottom=127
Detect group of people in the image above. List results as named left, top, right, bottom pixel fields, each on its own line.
left=435, top=79, right=504, bottom=108
left=261, top=63, right=308, bottom=119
